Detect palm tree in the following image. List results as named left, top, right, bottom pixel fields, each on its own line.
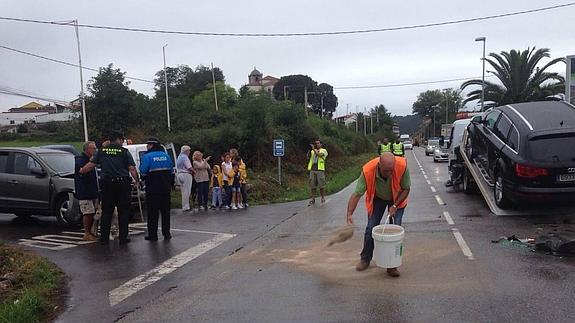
left=461, top=47, right=565, bottom=109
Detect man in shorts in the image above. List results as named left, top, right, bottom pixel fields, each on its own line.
left=307, top=139, right=328, bottom=205
left=75, top=141, right=99, bottom=241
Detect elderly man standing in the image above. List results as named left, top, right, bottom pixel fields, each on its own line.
left=80, top=131, right=139, bottom=245
left=176, top=145, right=194, bottom=212
left=74, top=141, right=99, bottom=241
left=346, top=152, right=410, bottom=277
left=307, top=139, right=328, bottom=206
left=140, top=138, right=173, bottom=241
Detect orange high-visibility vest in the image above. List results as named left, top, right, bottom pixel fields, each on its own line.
left=362, top=156, right=408, bottom=216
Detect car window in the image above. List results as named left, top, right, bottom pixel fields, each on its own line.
left=494, top=114, right=512, bottom=143
left=13, top=153, right=41, bottom=176
left=38, top=153, right=74, bottom=174
left=508, top=127, right=519, bottom=151
left=484, top=110, right=501, bottom=131
left=0, top=152, right=8, bottom=173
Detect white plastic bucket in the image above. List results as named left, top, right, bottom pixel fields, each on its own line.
left=372, top=224, right=405, bottom=268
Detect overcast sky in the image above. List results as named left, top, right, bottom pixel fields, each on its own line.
left=0, top=0, right=572, bottom=116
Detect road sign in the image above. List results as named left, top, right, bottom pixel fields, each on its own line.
left=273, top=139, right=285, bottom=157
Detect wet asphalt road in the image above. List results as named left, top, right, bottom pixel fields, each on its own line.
left=2, top=148, right=575, bottom=322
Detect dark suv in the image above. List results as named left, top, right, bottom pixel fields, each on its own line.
left=466, top=101, right=575, bottom=208
left=0, top=147, right=81, bottom=225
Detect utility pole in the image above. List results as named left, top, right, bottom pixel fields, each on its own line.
left=304, top=86, right=308, bottom=117
left=433, top=106, right=436, bottom=138
left=162, top=44, right=171, bottom=132
left=74, top=20, right=88, bottom=141
left=320, top=94, right=324, bottom=118
left=445, top=93, right=448, bottom=124
left=211, top=62, right=219, bottom=111
left=363, top=107, right=367, bottom=136
left=283, top=86, right=288, bottom=101
left=475, top=37, right=486, bottom=111
left=355, top=106, right=358, bottom=133
left=370, top=110, right=373, bottom=134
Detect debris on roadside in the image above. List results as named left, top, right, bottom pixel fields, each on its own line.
left=492, top=235, right=535, bottom=252
left=534, top=233, right=575, bottom=256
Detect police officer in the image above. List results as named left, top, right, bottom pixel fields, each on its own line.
left=378, top=137, right=392, bottom=155
left=392, top=138, right=405, bottom=157
left=139, top=138, right=173, bottom=241
left=80, top=131, right=139, bottom=245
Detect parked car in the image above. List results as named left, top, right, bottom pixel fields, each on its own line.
left=38, top=144, right=80, bottom=156
left=466, top=101, right=575, bottom=208
left=0, top=147, right=81, bottom=226
left=403, top=140, right=413, bottom=150
left=425, top=139, right=440, bottom=156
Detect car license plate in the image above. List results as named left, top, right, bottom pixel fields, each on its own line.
left=559, top=174, right=575, bottom=182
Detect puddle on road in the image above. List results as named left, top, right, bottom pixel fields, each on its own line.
left=236, top=231, right=476, bottom=293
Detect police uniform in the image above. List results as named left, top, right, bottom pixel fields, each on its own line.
left=378, top=143, right=392, bottom=155
left=91, top=141, right=136, bottom=244
left=139, top=139, right=173, bottom=241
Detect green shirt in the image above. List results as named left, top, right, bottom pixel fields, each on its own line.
left=91, top=143, right=135, bottom=178
left=354, top=167, right=410, bottom=200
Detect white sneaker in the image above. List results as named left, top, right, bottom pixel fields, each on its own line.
left=231, top=205, right=238, bottom=210
left=238, top=204, right=244, bottom=209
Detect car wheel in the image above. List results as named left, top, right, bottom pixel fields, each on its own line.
left=494, top=171, right=511, bottom=209
left=462, top=167, right=474, bottom=194
left=54, top=194, right=81, bottom=227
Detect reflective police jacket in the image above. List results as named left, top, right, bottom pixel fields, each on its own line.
left=139, top=150, right=173, bottom=195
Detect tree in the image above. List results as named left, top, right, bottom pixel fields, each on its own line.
left=154, top=64, right=225, bottom=99
left=86, top=64, right=150, bottom=139
left=272, top=75, right=338, bottom=117
left=412, top=90, right=443, bottom=117
left=461, top=47, right=565, bottom=109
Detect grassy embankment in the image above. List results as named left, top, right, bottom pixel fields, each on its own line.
left=0, top=140, right=83, bottom=151
left=0, top=243, right=65, bottom=323
left=170, top=152, right=375, bottom=208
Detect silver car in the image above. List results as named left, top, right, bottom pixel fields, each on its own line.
left=425, top=139, right=440, bottom=156
left=0, top=147, right=81, bottom=226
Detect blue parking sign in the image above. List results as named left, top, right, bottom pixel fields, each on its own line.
left=273, top=139, right=285, bottom=157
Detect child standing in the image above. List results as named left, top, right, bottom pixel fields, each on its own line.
left=210, top=165, right=223, bottom=209
left=235, top=156, right=248, bottom=207
left=231, top=163, right=243, bottom=210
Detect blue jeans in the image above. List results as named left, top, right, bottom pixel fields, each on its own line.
left=360, top=196, right=405, bottom=263
left=212, top=187, right=222, bottom=207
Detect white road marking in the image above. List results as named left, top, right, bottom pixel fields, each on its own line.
left=430, top=186, right=436, bottom=193
left=108, top=231, right=235, bottom=306
left=452, top=228, right=475, bottom=260
left=435, top=195, right=445, bottom=205
left=423, top=175, right=428, bottom=179
left=443, top=211, right=455, bottom=225
left=426, top=180, right=432, bottom=185
left=421, top=171, right=426, bottom=175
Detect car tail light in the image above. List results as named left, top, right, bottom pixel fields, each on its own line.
left=515, top=164, right=549, bottom=178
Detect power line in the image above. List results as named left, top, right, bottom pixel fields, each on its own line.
left=0, top=44, right=154, bottom=84
left=0, top=2, right=573, bottom=37
left=0, top=87, right=71, bottom=105
left=334, top=75, right=495, bottom=90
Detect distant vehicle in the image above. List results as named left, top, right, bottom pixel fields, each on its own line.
left=0, top=147, right=81, bottom=226
left=403, top=140, right=413, bottom=150
left=38, top=144, right=80, bottom=156
left=464, top=101, right=575, bottom=208
left=434, top=147, right=449, bottom=162
left=447, top=118, right=474, bottom=187
left=425, top=139, right=440, bottom=156
left=399, top=134, right=410, bottom=141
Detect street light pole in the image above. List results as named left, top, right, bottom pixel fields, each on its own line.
left=211, top=62, right=219, bottom=111
left=74, top=20, right=88, bottom=142
left=433, top=105, right=436, bottom=138
left=475, top=37, right=486, bottom=112
left=162, top=44, right=171, bottom=132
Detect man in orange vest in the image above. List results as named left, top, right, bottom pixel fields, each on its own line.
left=346, top=152, right=410, bottom=277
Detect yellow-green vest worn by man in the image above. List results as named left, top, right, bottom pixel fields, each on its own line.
left=308, top=148, right=328, bottom=171
left=380, top=143, right=392, bottom=155
left=392, top=142, right=404, bottom=156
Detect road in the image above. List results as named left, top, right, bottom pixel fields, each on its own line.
left=2, top=147, right=575, bottom=322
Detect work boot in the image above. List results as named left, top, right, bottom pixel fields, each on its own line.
left=387, top=268, right=400, bottom=277
left=355, top=260, right=370, bottom=271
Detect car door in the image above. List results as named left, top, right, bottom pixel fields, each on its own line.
left=477, top=110, right=502, bottom=169
left=490, top=113, right=513, bottom=176
left=7, top=152, right=51, bottom=211
left=0, top=151, right=10, bottom=208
